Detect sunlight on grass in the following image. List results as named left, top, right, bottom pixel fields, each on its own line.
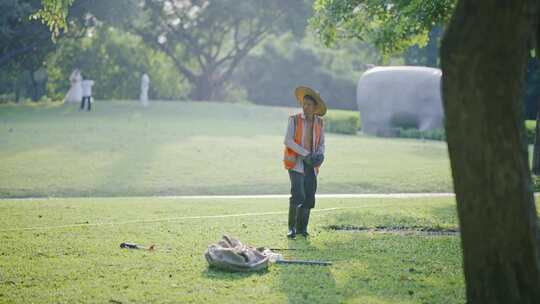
left=0, top=196, right=465, bottom=303
left=0, top=101, right=452, bottom=197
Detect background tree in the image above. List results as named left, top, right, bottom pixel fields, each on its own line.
left=235, top=33, right=380, bottom=110
left=45, top=27, right=188, bottom=100
left=0, top=0, right=59, bottom=101
left=8, top=0, right=373, bottom=106
left=0, top=0, right=54, bottom=68
left=403, top=25, right=442, bottom=67
left=311, top=0, right=454, bottom=56
left=0, top=0, right=142, bottom=102
left=31, top=0, right=73, bottom=39
left=122, top=0, right=311, bottom=101
left=311, top=0, right=540, bottom=302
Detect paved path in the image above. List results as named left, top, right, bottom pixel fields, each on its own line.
left=160, top=193, right=455, bottom=199
left=0, top=193, right=455, bottom=201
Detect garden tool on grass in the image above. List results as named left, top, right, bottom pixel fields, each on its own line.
left=275, top=258, right=332, bottom=266
left=204, top=235, right=331, bottom=272
left=120, top=242, right=156, bottom=251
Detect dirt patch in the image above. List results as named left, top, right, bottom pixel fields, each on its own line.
left=325, top=225, right=459, bottom=236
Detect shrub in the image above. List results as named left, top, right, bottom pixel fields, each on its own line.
left=390, top=112, right=420, bottom=129
left=384, top=127, right=446, bottom=141
left=377, top=120, right=535, bottom=143
left=533, top=175, right=540, bottom=191
left=324, top=110, right=360, bottom=135
left=526, top=120, right=536, bottom=144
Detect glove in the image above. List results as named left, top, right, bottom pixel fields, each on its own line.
left=303, top=154, right=313, bottom=166
left=311, top=153, right=324, bottom=167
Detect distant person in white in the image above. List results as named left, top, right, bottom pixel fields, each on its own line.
left=140, top=73, right=150, bottom=107
left=64, top=69, right=83, bottom=103
left=80, top=79, right=94, bottom=111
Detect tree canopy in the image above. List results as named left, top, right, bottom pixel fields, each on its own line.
left=311, top=0, right=540, bottom=302
left=311, top=0, right=455, bottom=55
left=1, top=0, right=54, bottom=68
left=122, top=0, right=311, bottom=100
left=32, top=0, right=74, bottom=39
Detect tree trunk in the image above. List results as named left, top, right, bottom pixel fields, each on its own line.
left=533, top=108, right=540, bottom=174
left=190, top=75, right=214, bottom=101
left=15, top=86, right=20, bottom=103
left=440, top=1, right=540, bottom=303
left=13, top=77, right=20, bottom=103
left=189, top=72, right=225, bottom=101
left=29, top=69, right=39, bottom=102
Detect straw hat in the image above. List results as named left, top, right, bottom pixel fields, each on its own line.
left=295, top=86, right=327, bottom=116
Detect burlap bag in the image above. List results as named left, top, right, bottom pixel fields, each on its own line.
left=204, top=235, right=280, bottom=272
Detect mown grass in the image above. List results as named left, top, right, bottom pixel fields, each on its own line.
left=0, top=196, right=466, bottom=304
left=0, top=101, right=452, bottom=198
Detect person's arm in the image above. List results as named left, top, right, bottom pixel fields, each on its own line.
left=284, top=116, right=310, bottom=157
left=316, top=120, right=325, bottom=155
left=311, top=120, right=325, bottom=167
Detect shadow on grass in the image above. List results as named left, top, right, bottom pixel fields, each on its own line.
left=200, top=267, right=270, bottom=280
left=291, top=205, right=465, bottom=303
left=277, top=238, right=340, bottom=303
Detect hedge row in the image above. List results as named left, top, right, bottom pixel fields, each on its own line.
left=396, top=128, right=446, bottom=141
left=384, top=121, right=536, bottom=143
left=322, top=115, right=538, bottom=143
left=323, top=110, right=360, bottom=135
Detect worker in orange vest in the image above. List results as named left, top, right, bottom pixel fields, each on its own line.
left=283, top=86, right=326, bottom=238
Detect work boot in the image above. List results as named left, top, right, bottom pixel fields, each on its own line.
left=287, top=202, right=297, bottom=239
left=299, top=208, right=311, bottom=237
left=295, top=205, right=303, bottom=236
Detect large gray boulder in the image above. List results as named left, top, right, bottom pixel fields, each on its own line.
left=356, top=66, right=443, bottom=135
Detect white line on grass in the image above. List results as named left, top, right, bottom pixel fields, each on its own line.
left=0, top=206, right=379, bottom=232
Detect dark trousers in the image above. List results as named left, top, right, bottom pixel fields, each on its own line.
left=288, top=162, right=317, bottom=209
left=80, top=96, right=91, bottom=111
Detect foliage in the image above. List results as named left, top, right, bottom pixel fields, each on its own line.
left=31, top=0, right=74, bottom=39
left=235, top=33, right=380, bottom=110
left=0, top=0, right=51, bottom=65
left=525, top=56, right=540, bottom=119
left=324, top=110, right=360, bottom=134
left=396, top=128, right=446, bottom=141
left=0, top=0, right=55, bottom=102
left=0, top=101, right=452, bottom=198
left=122, top=0, right=312, bottom=101
left=368, top=127, right=446, bottom=141
left=533, top=175, right=540, bottom=190
left=45, top=27, right=189, bottom=101
left=28, top=0, right=130, bottom=39
left=0, top=0, right=138, bottom=102
left=526, top=120, right=536, bottom=145
left=0, top=66, right=47, bottom=103
left=311, top=0, right=455, bottom=56
left=403, top=25, right=442, bottom=67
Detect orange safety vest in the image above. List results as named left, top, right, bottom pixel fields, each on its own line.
left=283, top=113, right=323, bottom=173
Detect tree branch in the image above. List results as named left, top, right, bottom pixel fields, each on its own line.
left=131, top=27, right=198, bottom=83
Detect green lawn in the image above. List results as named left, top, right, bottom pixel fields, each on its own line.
left=4, top=101, right=540, bottom=303
left=0, top=196, right=466, bottom=303
left=0, top=101, right=452, bottom=198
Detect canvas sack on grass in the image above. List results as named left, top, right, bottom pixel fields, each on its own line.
left=204, top=235, right=281, bottom=272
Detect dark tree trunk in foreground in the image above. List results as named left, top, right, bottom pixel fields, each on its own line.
left=533, top=108, right=540, bottom=174
left=533, top=22, right=540, bottom=175
left=441, top=1, right=540, bottom=302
